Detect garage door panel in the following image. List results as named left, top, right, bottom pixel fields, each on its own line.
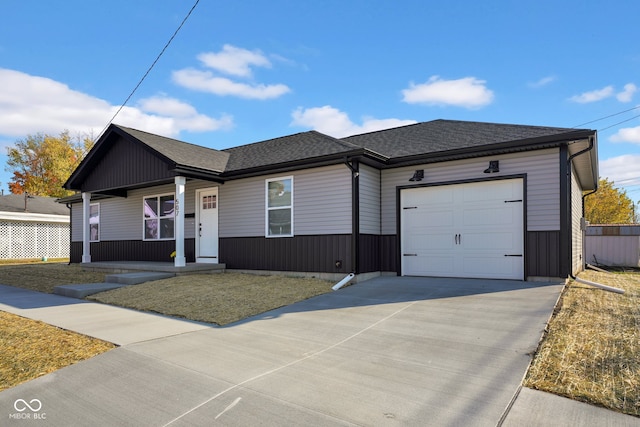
left=461, top=232, right=520, bottom=250
left=404, top=255, right=455, bottom=276
left=406, top=233, right=455, bottom=251
left=462, top=183, right=515, bottom=203
left=401, top=179, right=524, bottom=280
left=405, top=186, right=454, bottom=205
left=462, top=255, right=522, bottom=279
left=463, top=207, right=519, bottom=227
left=406, top=209, right=455, bottom=228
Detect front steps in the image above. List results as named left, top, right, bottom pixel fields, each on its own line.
left=53, top=272, right=175, bottom=298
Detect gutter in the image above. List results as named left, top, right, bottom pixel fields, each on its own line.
left=563, top=135, right=622, bottom=293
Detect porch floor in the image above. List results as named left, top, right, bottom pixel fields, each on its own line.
left=80, top=261, right=226, bottom=275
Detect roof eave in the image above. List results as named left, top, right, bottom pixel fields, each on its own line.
left=384, top=129, right=597, bottom=168
left=171, top=165, right=226, bottom=183
left=222, top=149, right=368, bottom=180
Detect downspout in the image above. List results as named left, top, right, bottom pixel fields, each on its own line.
left=565, top=137, right=623, bottom=293
left=345, top=158, right=360, bottom=275
left=581, top=188, right=597, bottom=269
left=565, top=136, right=594, bottom=277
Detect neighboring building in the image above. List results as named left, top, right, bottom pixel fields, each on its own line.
left=0, top=193, right=70, bottom=260
left=61, top=120, right=598, bottom=281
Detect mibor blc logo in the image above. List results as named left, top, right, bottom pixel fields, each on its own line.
left=9, top=399, right=46, bottom=420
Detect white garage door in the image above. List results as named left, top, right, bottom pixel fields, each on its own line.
left=401, top=179, right=524, bottom=280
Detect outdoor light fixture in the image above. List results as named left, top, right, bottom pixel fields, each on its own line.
left=409, top=169, right=424, bottom=181
left=483, top=160, right=500, bottom=174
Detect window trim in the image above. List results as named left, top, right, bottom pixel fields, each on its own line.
left=89, top=202, right=100, bottom=242
left=265, top=176, right=294, bottom=238
left=143, top=192, right=176, bottom=241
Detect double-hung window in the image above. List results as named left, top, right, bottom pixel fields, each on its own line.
left=143, top=194, right=175, bottom=240
left=266, top=177, right=293, bottom=237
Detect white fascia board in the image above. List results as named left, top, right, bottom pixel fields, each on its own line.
left=0, top=211, right=70, bottom=223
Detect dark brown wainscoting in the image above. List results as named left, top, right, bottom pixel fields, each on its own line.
left=358, top=234, right=397, bottom=274
left=70, top=239, right=195, bottom=263
left=526, top=231, right=561, bottom=278
left=71, top=235, right=403, bottom=275
left=219, top=235, right=352, bottom=274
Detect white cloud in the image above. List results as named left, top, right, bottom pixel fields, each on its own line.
left=528, top=75, right=556, bottom=88
left=617, top=83, right=638, bottom=103
left=610, top=125, right=640, bottom=144
left=197, top=45, right=271, bottom=78
left=172, top=68, right=290, bottom=100
left=137, top=96, right=198, bottom=117
left=173, top=45, right=291, bottom=100
left=0, top=68, right=231, bottom=139
left=569, top=86, right=614, bottom=103
left=290, top=105, right=416, bottom=138
left=401, top=76, right=494, bottom=109
left=599, top=154, right=640, bottom=188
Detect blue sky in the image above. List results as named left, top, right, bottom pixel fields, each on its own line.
left=1, top=0, right=639, bottom=200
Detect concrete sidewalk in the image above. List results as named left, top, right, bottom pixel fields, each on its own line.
left=1, top=278, right=638, bottom=426
left=0, top=284, right=209, bottom=345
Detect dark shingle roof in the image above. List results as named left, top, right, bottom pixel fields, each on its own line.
left=115, top=125, right=230, bottom=173
left=342, top=119, right=584, bottom=158
left=222, top=131, right=361, bottom=172
left=89, top=119, right=593, bottom=185
left=0, top=194, right=69, bottom=215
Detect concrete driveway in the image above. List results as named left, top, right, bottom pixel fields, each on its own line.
left=1, top=276, right=563, bottom=426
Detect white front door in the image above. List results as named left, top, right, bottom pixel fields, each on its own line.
left=401, top=179, right=524, bottom=280
left=196, top=188, right=219, bottom=263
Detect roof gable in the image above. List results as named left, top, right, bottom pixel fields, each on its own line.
left=65, top=124, right=229, bottom=192
left=116, top=126, right=229, bottom=173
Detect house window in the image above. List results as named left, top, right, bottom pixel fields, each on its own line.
left=266, top=177, right=293, bottom=237
left=202, top=195, right=216, bottom=210
left=89, top=203, right=100, bottom=242
left=144, top=194, right=175, bottom=240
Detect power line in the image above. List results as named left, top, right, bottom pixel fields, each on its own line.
left=573, top=104, right=640, bottom=128
left=613, top=177, right=640, bottom=184
left=598, top=113, right=640, bottom=132
left=97, top=0, right=201, bottom=139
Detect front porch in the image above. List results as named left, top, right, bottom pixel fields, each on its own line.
left=80, top=261, right=226, bottom=275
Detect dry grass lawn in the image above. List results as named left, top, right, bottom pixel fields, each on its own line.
left=87, top=273, right=334, bottom=326
left=525, top=270, right=640, bottom=417
left=0, top=311, right=115, bottom=391
left=0, top=263, right=106, bottom=293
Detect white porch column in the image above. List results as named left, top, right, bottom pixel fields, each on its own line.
left=174, top=176, right=186, bottom=267
left=82, top=192, right=92, bottom=263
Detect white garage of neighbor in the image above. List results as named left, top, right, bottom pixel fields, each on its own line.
left=400, top=178, right=524, bottom=280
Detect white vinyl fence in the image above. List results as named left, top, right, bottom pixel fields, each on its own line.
left=0, top=220, right=70, bottom=259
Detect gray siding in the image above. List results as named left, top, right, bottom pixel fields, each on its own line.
left=74, top=165, right=352, bottom=242
left=73, top=180, right=217, bottom=242
left=571, top=169, right=584, bottom=274
left=219, top=164, right=352, bottom=238
left=380, top=149, right=560, bottom=235
left=359, top=164, right=381, bottom=235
